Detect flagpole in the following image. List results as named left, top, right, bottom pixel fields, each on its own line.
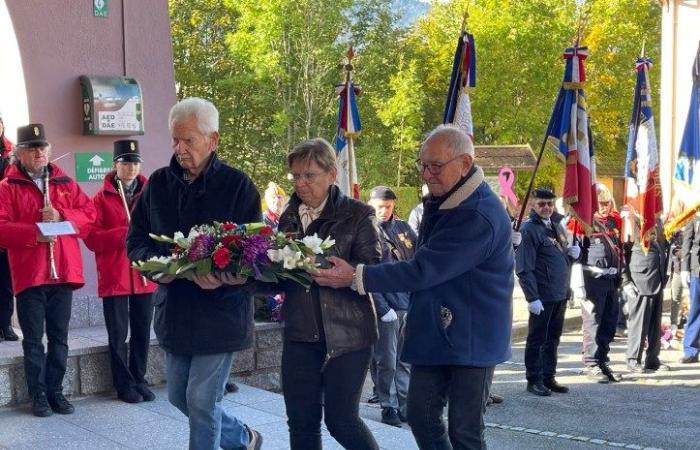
left=345, top=46, right=356, bottom=198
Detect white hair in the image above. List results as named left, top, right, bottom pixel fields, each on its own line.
left=422, top=124, right=474, bottom=157
left=168, top=97, right=219, bottom=136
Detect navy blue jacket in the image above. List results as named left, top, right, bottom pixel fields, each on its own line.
left=127, top=153, right=262, bottom=355
left=516, top=211, right=572, bottom=303
left=372, top=217, right=416, bottom=316
left=359, top=167, right=514, bottom=367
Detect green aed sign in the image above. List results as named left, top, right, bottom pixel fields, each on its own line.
left=93, top=0, right=108, bottom=18
left=75, top=152, right=113, bottom=182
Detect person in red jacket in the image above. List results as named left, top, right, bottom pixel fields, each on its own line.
left=0, top=114, right=19, bottom=342
left=85, top=140, right=157, bottom=404
left=0, top=123, right=95, bottom=417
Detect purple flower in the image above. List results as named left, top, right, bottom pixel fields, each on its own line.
left=241, top=234, right=272, bottom=277
left=187, top=234, right=216, bottom=262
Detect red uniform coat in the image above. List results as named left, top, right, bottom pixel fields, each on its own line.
left=0, top=163, right=96, bottom=295
left=85, top=172, right=157, bottom=298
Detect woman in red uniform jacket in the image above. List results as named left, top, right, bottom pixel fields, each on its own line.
left=85, top=140, right=157, bottom=404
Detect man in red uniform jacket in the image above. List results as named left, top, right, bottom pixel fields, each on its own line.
left=85, top=140, right=158, bottom=404
left=0, top=123, right=95, bottom=417
left=0, top=114, right=19, bottom=342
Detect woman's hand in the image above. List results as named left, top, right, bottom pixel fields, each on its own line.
left=218, top=272, right=248, bottom=286
left=192, top=273, right=223, bottom=290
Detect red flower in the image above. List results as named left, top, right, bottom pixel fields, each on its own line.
left=260, top=226, right=273, bottom=236
left=212, top=247, right=232, bottom=269
left=221, top=234, right=242, bottom=248
left=222, top=222, right=236, bottom=231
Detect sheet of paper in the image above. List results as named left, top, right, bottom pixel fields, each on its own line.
left=36, top=221, right=77, bottom=236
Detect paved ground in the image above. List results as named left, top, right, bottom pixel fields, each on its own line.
left=1, top=307, right=699, bottom=449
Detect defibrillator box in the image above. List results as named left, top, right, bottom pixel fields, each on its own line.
left=80, top=75, right=144, bottom=136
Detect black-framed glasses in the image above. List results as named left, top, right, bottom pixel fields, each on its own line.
left=288, top=171, right=324, bottom=184
left=415, top=154, right=464, bottom=175
left=535, top=201, right=554, bottom=207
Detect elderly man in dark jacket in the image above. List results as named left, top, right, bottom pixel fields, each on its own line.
left=516, top=188, right=580, bottom=397
left=127, top=98, right=262, bottom=450
left=680, top=213, right=700, bottom=364
left=314, top=124, right=514, bottom=450
left=621, top=218, right=669, bottom=373
left=367, top=185, right=416, bottom=426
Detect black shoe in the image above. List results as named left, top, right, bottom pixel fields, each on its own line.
left=31, top=393, right=52, bottom=417
left=585, top=366, right=609, bottom=383
left=626, top=360, right=645, bottom=373
left=543, top=378, right=569, bottom=393
left=134, top=384, right=155, bottom=401
left=381, top=407, right=402, bottom=426
left=600, top=363, right=622, bottom=382
left=526, top=382, right=551, bottom=396
left=398, top=410, right=407, bottom=423
left=225, top=382, right=239, bottom=394
left=0, top=326, right=19, bottom=341
left=489, top=392, right=504, bottom=403
left=644, top=360, right=671, bottom=372
left=47, top=393, right=74, bottom=414
left=118, top=388, right=143, bottom=404
left=367, top=394, right=380, bottom=404
left=679, top=355, right=699, bottom=364
left=246, top=425, right=263, bottom=450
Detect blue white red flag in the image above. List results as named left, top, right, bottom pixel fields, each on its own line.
left=666, top=43, right=700, bottom=237
left=443, top=31, right=476, bottom=139
left=334, top=80, right=362, bottom=199
left=624, top=57, right=663, bottom=252
left=545, top=45, right=597, bottom=233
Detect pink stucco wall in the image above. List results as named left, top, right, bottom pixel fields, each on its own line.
left=7, top=0, right=177, bottom=297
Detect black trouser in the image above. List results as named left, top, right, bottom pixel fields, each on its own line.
left=525, top=300, right=566, bottom=384
left=16, top=284, right=72, bottom=397
left=103, top=294, right=154, bottom=394
left=625, top=293, right=662, bottom=365
left=281, top=340, right=378, bottom=450
left=0, top=252, right=14, bottom=328
left=407, top=365, right=494, bottom=450
left=582, top=277, right=619, bottom=366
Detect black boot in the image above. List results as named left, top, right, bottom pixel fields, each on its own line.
left=1, top=326, right=19, bottom=341
left=32, top=393, right=52, bottom=417
left=526, top=382, right=551, bottom=396
left=543, top=378, right=569, bottom=393
left=47, top=392, right=75, bottom=414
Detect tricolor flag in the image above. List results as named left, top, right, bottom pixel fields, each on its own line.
left=443, top=31, right=476, bottom=139
left=545, top=45, right=597, bottom=233
left=334, top=80, right=362, bottom=199
left=665, top=42, right=700, bottom=237
left=624, top=57, right=663, bottom=252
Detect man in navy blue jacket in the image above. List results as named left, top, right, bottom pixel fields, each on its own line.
left=314, top=125, right=514, bottom=450
left=516, top=188, right=580, bottom=397
left=367, top=185, right=416, bottom=427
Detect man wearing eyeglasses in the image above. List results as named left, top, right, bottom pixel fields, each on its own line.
left=515, top=188, right=580, bottom=397
left=313, top=124, right=514, bottom=450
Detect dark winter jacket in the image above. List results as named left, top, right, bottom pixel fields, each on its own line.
left=277, top=185, right=381, bottom=360
left=357, top=166, right=514, bottom=367
left=372, top=216, right=416, bottom=316
left=682, top=216, right=700, bottom=277
left=127, top=153, right=262, bottom=355
left=516, top=211, right=573, bottom=303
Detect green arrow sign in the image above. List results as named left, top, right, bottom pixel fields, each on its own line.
left=75, top=152, right=113, bottom=182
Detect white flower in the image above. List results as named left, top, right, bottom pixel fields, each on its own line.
left=173, top=231, right=185, bottom=240
left=321, top=236, right=335, bottom=249
left=268, top=246, right=304, bottom=269
left=267, top=249, right=284, bottom=263
left=301, top=234, right=325, bottom=254
left=187, top=228, right=200, bottom=240
left=151, top=256, right=172, bottom=264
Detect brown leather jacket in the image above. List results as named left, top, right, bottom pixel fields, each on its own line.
left=278, top=185, right=381, bottom=359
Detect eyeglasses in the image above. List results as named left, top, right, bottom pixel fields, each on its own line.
left=535, top=201, right=554, bottom=207
left=288, top=171, right=325, bottom=184
left=415, top=154, right=464, bottom=175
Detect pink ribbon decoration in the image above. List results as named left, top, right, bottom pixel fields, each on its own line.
left=498, top=166, right=518, bottom=208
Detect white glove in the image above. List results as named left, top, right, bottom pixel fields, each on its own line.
left=681, top=271, right=690, bottom=289
left=623, top=283, right=638, bottom=299
left=567, top=244, right=581, bottom=259
left=380, top=308, right=398, bottom=323
left=528, top=299, right=545, bottom=315
left=573, top=286, right=587, bottom=300
left=511, top=231, right=522, bottom=246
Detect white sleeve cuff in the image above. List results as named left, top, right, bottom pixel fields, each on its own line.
left=356, top=264, right=366, bottom=295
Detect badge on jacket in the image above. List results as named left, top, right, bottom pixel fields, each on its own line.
left=398, top=232, right=413, bottom=249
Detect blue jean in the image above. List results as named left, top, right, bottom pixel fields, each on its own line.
left=166, top=352, right=249, bottom=450
left=407, top=365, right=494, bottom=450
left=683, top=276, right=700, bottom=358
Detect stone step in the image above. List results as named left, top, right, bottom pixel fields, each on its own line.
left=0, top=322, right=284, bottom=408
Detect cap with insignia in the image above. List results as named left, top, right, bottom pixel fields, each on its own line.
left=369, top=186, right=397, bottom=201
left=532, top=187, right=556, bottom=200
left=15, top=123, right=49, bottom=148
left=113, top=139, right=143, bottom=163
